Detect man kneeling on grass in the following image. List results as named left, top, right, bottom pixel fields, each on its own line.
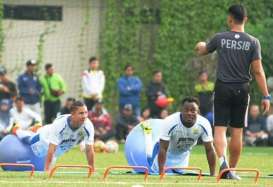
left=151, top=97, right=216, bottom=176
left=10, top=100, right=95, bottom=171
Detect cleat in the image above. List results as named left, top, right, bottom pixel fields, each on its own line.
left=29, top=123, right=42, bottom=132
left=6, top=123, right=20, bottom=135
left=140, top=121, right=152, bottom=134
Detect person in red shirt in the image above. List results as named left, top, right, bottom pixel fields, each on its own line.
left=88, top=100, right=114, bottom=141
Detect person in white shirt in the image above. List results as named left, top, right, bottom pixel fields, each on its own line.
left=9, top=96, right=41, bottom=130
left=154, top=97, right=216, bottom=176
left=11, top=101, right=95, bottom=171
left=81, top=57, right=105, bottom=111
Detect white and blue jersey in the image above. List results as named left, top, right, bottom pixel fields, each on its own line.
left=150, top=112, right=213, bottom=173
left=160, top=112, right=213, bottom=154
left=30, top=114, right=94, bottom=157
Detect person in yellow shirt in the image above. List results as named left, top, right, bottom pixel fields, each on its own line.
left=194, top=70, right=214, bottom=122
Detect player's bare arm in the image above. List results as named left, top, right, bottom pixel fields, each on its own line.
left=203, top=141, right=216, bottom=176
left=251, top=59, right=270, bottom=113
left=158, top=139, right=169, bottom=175
left=45, top=143, right=57, bottom=172
left=195, top=42, right=208, bottom=56
left=85, top=144, right=95, bottom=170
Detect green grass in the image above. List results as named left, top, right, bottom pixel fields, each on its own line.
left=0, top=145, right=273, bottom=187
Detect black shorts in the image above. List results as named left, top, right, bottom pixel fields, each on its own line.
left=214, top=80, right=250, bottom=128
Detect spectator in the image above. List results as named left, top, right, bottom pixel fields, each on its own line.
left=40, top=63, right=66, bottom=124
left=266, top=108, right=273, bottom=146
left=17, top=60, right=42, bottom=115
left=117, top=64, right=142, bottom=117
left=194, top=71, right=214, bottom=119
left=88, top=100, right=114, bottom=141
left=59, top=97, right=76, bottom=115
left=160, top=109, right=169, bottom=119
left=81, top=57, right=105, bottom=111
left=146, top=70, right=168, bottom=118
left=9, top=96, right=42, bottom=130
left=0, top=66, right=17, bottom=104
left=139, top=108, right=151, bottom=122
left=245, top=104, right=268, bottom=146
left=0, top=99, right=11, bottom=139
left=115, top=104, right=139, bottom=143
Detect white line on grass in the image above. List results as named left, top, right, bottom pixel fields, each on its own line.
left=0, top=180, right=261, bottom=186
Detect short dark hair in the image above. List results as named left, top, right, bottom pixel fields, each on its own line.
left=70, top=100, right=86, bottom=113
left=15, top=96, right=24, bottom=102
left=198, top=70, right=208, bottom=76
left=228, top=4, right=247, bottom=24
left=181, top=96, right=200, bottom=107
left=124, top=64, right=133, bottom=71
left=45, top=63, right=53, bottom=70
left=66, top=97, right=76, bottom=102
left=89, top=56, right=97, bottom=63
left=153, top=70, right=161, bottom=75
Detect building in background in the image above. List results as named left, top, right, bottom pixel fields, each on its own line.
left=2, top=0, right=102, bottom=98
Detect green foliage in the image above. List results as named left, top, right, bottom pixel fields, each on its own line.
left=36, top=23, right=57, bottom=75
left=100, top=0, right=273, bottom=111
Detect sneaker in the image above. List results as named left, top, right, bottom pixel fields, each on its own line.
left=219, top=161, right=241, bottom=180
left=219, top=160, right=229, bottom=179
left=226, top=171, right=241, bottom=180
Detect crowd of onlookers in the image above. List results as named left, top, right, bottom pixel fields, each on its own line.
left=0, top=57, right=172, bottom=143
left=0, top=56, right=272, bottom=146
left=194, top=70, right=273, bottom=147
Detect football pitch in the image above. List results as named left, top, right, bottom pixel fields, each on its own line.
left=0, top=145, right=273, bottom=187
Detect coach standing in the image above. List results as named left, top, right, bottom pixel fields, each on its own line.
left=195, top=4, right=270, bottom=179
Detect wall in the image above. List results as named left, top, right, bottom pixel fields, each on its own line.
left=2, top=0, right=102, bottom=99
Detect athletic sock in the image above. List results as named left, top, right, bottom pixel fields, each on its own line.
left=219, top=156, right=228, bottom=167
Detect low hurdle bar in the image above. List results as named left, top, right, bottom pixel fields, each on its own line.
left=0, top=163, right=35, bottom=177
left=49, top=164, right=93, bottom=178
left=103, top=165, right=149, bottom=182
left=160, top=166, right=203, bottom=181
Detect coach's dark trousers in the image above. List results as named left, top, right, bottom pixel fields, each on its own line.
left=44, top=100, right=61, bottom=124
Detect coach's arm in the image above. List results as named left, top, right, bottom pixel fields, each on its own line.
left=85, top=144, right=95, bottom=171
left=251, top=59, right=270, bottom=113
left=203, top=141, right=216, bottom=176
left=158, top=139, right=169, bottom=175
left=45, top=143, right=57, bottom=172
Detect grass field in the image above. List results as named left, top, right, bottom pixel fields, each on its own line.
left=0, top=145, right=273, bottom=187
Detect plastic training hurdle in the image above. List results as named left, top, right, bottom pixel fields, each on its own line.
left=217, top=168, right=260, bottom=183
left=0, top=163, right=35, bottom=177
left=160, top=166, right=203, bottom=181
left=0, top=163, right=261, bottom=184
left=49, top=164, right=93, bottom=178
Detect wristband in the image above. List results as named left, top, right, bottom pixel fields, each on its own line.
left=262, top=95, right=272, bottom=101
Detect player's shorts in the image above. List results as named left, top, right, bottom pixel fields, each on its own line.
left=30, top=134, right=49, bottom=157
left=214, top=80, right=250, bottom=128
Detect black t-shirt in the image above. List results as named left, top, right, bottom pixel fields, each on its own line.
left=207, top=31, right=261, bottom=83
left=0, top=80, right=17, bottom=100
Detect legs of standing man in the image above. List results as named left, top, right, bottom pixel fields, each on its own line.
left=229, top=127, right=243, bottom=168
left=214, top=126, right=228, bottom=159
left=213, top=81, right=248, bottom=179
left=44, top=100, right=61, bottom=124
